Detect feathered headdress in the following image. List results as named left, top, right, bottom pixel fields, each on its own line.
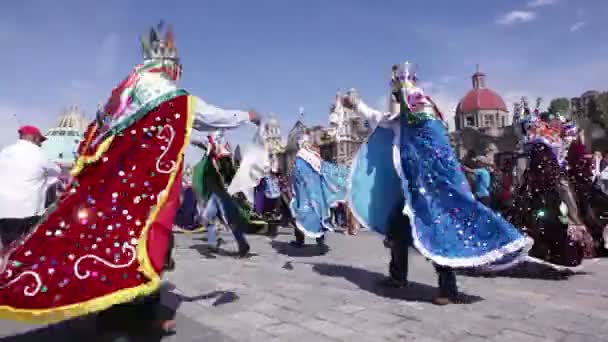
left=141, top=21, right=179, bottom=62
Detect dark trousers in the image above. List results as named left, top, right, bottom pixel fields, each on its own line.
left=294, top=227, right=325, bottom=246
left=206, top=192, right=250, bottom=252
left=0, top=216, right=40, bottom=247
left=96, top=291, right=163, bottom=333
left=389, top=214, right=458, bottom=298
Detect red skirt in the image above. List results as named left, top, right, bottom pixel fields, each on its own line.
left=0, top=93, right=193, bottom=323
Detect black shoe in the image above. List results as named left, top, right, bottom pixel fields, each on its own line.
left=209, top=238, right=224, bottom=253
left=316, top=236, right=326, bottom=247
left=238, top=244, right=250, bottom=258
left=379, top=277, right=407, bottom=289
left=164, top=258, right=176, bottom=272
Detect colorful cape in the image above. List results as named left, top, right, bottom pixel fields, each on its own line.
left=0, top=91, right=193, bottom=323
left=348, top=111, right=531, bottom=268
left=290, top=148, right=349, bottom=238
left=192, top=153, right=212, bottom=202
left=191, top=153, right=267, bottom=233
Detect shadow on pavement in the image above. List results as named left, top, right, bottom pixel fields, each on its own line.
left=188, top=243, right=258, bottom=260
left=457, top=261, right=586, bottom=280
left=310, top=262, right=483, bottom=304
left=0, top=286, right=238, bottom=342
left=270, top=240, right=329, bottom=257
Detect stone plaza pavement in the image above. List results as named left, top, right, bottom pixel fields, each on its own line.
left=2, top=227, right=608, bottom=341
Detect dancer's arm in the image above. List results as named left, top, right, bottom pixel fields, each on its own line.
left=42, top=157, right=62, bottom=180
left=342, top=94, right=389, bottom=131
left=192, top=96, right=259, bottom=131
left=191, top=139, right=208, bottom=151
left=462, top=165, right=475, bottom=173
left=355, top=100, right=387, bottom=129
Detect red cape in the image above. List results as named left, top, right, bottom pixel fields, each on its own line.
left=0, top=93, right=193, bottom=323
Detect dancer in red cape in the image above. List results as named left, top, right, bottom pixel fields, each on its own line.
left=0, top=23, right=259, bottom=324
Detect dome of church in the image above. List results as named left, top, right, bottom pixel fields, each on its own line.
left=454, top=67, right=511, bottom=131
left=457, top=87, right=507, bottom=113
left=42, top=105, right=88, bottom=168
left=457, top=71, right=507, bottom=114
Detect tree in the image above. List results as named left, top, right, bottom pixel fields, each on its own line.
left=588, top=94, right=608, bottom=128
left=548, top=97, right=570, bottom=115
left=597, top=91, right=608, bottom=117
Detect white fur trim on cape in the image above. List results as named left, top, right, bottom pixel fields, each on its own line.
left=346, top=123, right=535, bottom=269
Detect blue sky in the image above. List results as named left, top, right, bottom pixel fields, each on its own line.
left=1, top=0, right=607, bottom=156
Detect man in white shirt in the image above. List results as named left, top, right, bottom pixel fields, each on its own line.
left=0, top=125, right=61, bottom=247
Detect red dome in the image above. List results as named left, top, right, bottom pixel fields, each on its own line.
left=458, top=88, right=507, bottom=114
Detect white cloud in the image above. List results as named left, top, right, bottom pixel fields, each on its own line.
left=526, top=0, right=557, bottom=8
left=497, top=11, right=537, bottom=25
left=570, top=21, right=587, bottom=32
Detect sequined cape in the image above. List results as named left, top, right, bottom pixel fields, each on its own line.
left=348, top=110, right=531, bottom=268
left=289, top=148, right=349, bottom=238
left=0, top=91, right=193, bottom=323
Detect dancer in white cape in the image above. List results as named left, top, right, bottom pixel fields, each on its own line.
left=342, top=62, right=532, bottom=303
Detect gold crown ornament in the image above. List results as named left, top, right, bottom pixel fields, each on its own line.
left=141, top=21, right=179, bottom=63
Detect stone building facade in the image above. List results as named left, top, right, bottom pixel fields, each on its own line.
left=276, top=95, right=371, bottom=178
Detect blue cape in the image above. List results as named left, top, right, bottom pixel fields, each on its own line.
left=290, top=150, right=349, bottom=237
left=348, top=115, right=531, bottom=268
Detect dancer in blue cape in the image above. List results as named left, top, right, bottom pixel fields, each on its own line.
left=342, top=62, right=532, bottom=303
left=289, top=131, right=349, bottom=250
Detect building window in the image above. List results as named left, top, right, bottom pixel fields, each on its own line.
left=464, top=115, right=475, bottom=127
left=483, top=114, right=495, bottom=127
left=501, top=116, right=506, bottom=127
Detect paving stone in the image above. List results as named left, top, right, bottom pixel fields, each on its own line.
left=491, top=329, right=552, bottom=342
left=334, top=303, right=367, bottom=314
left=299, top=318, right=355, bottom=339
left=261, top=322, right=310, bottom=337
left=354, top=309, right=405, bottom=325
left=560, top=333, right=604, bottom=342
left=3, top=229, right=608, bottom=341
left=232, top=311, right=281, bottom=328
